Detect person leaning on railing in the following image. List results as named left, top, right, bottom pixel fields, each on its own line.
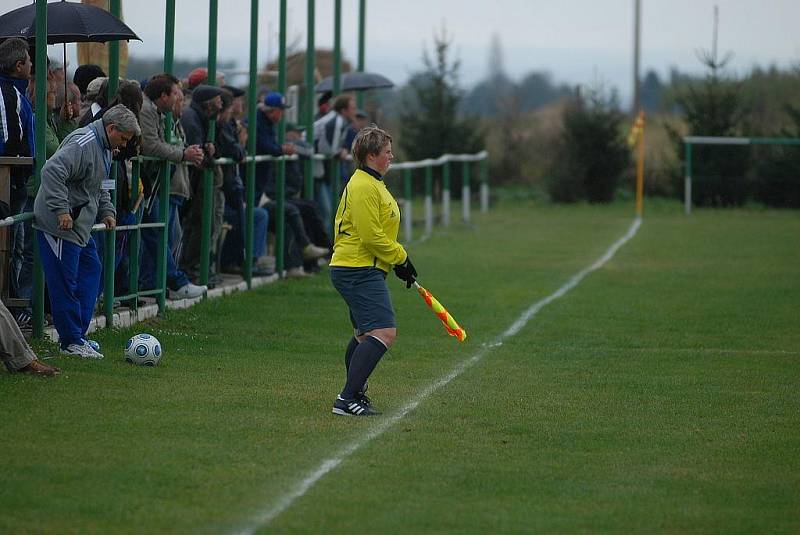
left=178, top=85, right=223, bottom=285
left=138, top=74, right=206, bottom=299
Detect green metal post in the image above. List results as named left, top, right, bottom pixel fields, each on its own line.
left=684, top=142, right=692, bottom=215
left=462, top=160, right=471, bottom=223
left=356, top=0, right=366, bottom=109
left=104, top=0, right=121, bottom=328
left=156, top=0, right=176, bottom=313
left=304, top=0, right=315, bottom=200
left=403, top=167, right=412, bottom=242
left=32, top=0, right=47, bottom=338
left=128, top=160, right=141, bottom=303
left=442, top=160, right=450, bottom=226
left=244, top=0, right=259, bottom=285
left=333, top=0, right=342, bottom=95
left=276, top=0, right=288, bottom=276
left=200, top=0, right=219, bottom=286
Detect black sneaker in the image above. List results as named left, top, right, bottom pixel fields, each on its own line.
left=332, top=395, right=380, bottom=416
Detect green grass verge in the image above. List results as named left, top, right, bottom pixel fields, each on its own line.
left=1, top=200, right=798, bottom=534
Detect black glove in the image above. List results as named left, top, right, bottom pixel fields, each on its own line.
left=394, top=256, right=418, bottom=289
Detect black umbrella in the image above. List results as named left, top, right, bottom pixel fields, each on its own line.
left=315, top=71, right=394, bottom=93
left=0, top=1, right=140, bottom=44
left=0, top=1, right=140, bottom=110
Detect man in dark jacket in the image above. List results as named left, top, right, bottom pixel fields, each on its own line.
left=0, top=37, right=34, bottom=206
left=255, top=91, right=295, bottom=200
left=179, top=85, right=223, bottom=281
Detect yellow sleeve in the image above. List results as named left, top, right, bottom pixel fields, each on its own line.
left=350, top=183, right=406, bottom=266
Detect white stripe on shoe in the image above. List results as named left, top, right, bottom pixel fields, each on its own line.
left=234, top=218, right=642, bottom=534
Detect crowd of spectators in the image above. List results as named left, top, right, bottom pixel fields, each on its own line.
left=0, top=38, right=368, bottom=372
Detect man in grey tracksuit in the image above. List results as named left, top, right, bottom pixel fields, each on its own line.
left=33, top=105, right=140, bottom=359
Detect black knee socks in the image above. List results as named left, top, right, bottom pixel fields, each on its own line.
left=341, top=336, right=387, bottom=399
left=344, top=336, right=359, bottom=372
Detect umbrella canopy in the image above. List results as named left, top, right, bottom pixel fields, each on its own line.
left=0, top=1, right=140, bottom=44
left=315, top=71, right=394, bottom=93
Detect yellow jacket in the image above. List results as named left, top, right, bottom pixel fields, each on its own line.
left=330, top=168, right=407, bottom=272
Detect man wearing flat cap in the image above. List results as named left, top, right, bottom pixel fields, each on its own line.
left=179, top=84, right=224, bottom=282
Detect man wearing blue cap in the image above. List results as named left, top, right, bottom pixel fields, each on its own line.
left=255, top=91, right=295, bottom=198
left=256, top=92, right=328, bottom=276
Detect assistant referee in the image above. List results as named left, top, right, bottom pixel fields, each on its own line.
left=329, top=125, right=417, bottom=416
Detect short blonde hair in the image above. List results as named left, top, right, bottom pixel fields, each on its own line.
left=351, top=124, right=392, bottom=169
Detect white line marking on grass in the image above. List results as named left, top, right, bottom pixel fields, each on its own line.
left=236, top=217, right=642, bottom=534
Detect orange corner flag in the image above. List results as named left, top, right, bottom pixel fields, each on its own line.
left=413, top=282, right=467, bottom=342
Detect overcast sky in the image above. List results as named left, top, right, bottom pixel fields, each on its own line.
left=5, top=0, right=799, bottom=102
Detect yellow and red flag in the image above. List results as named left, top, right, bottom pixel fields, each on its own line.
left=414, top=282, right=467, bottom=342
left=627, top=110, right=646, bottom=148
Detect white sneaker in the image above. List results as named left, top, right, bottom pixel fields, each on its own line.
left=302, top=244, right=330, bottom=260
left=169, top=282, right=207, bottom=299
left=61, top=341, right=104, bottom=359
left=286, top=266, right=312, bottom=279
left=256, top=255, right=276, bottom=270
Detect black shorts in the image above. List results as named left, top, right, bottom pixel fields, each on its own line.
left=330, top=267, right=396, bottom=335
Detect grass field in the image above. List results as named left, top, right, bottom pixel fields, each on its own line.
left=2, top=199, right=799, bottom=534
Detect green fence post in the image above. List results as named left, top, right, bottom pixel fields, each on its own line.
left=330, top=156, right=341, bottom=235
left=127, top=160, right=141, bottom=305
left=403, top=167, right=412, bottom=242
left=244, top=0, right=259, bottom=286
left=155, top=0, right=176, bottom=311
left=333, top=0, right=341, bottom=95
left=441, top=160, right=450, bottom=227
left=200, top=0, right=219, bottom=286
left=303, top=0, right=315, bottom=200
left=276, top=0, right=288, bottom=276
left=684, top=142, right=692, bottom=215
left=480, top=155, right=489, bottom=213
left=356, top=0, right=366, bottom=109
left=424, top=165, right=433, bottom=236
left=462, top=160, right=471, bottom=223
left=104, top=0, right=121, bottom=329
left=32, top=0, right=47, bottom=338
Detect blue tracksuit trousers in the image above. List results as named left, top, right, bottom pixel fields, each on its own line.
left=38, top=232, right=102, bottom=348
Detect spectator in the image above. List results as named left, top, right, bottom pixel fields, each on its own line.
left=138, top=73, right=206, bottom=299
left=274, top=123, right=331, bottom=258
left=72, top=63, right=105, bottom=101
left=33, top=105, right=140, bottom=359
left=256, top=91, right=328, bottom=277
left=169, top=89, right=191, bottom=260
left=342, top=109, right=370, bottom=180
left=78, top=77, right=109, bottom=127
left=53, top=81, right=81, bottom=139
left=313, top=94, right=357, bottom=229
left=0, top=38, right=34, bottom=215
left=179, top=84, right=223, bottom=283
left=216, top=88, right=272, bottom=276
left=255, top=91, right=295, bottom=199
left=185, top=67, right=226, bottom=94
left=0, top=38, right=35, bottom=328
left=0, top=199, right=60, bottom=377
left=316, top=90, right=332, bottom=119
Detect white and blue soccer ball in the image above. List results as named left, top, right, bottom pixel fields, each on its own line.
left=124, top=333, right=162, bottom=366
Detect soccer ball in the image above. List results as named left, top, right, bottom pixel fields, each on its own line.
left=124, top=333, right=162, bottom=366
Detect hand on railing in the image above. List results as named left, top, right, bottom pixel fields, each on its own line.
left=102, top=215, right=116, bottom=230
left=183, top=144, right=204, bottom=165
